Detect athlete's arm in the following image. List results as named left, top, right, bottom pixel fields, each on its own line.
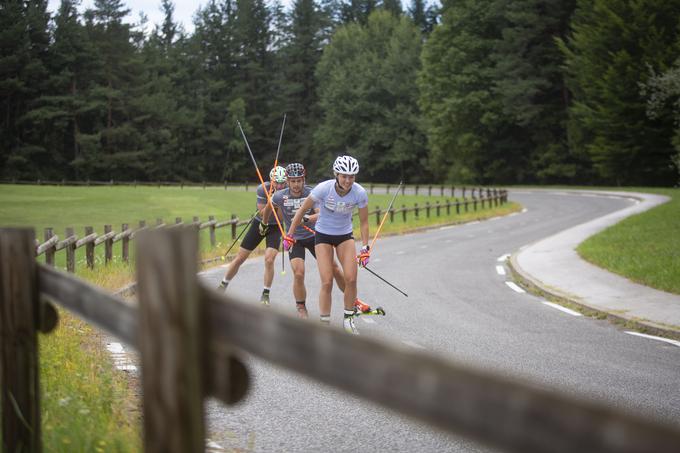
left=288, top=196, right=315, bottom=237
left=358, top=205, right=369, bottom=248
left=303, top=208, right=320, bottom=224
left=261, top=202, right=272, bottom=223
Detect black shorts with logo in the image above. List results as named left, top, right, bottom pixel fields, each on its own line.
left=289, top=236, right=316, bottom=261
left=314, top=231, right=354, bottom=248
left=240, top=220, right=282, bottom=251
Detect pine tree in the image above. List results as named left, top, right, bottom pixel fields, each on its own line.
left=560, top=0, right=680, bottom=185
left=315, top=10, right=427, bottom=182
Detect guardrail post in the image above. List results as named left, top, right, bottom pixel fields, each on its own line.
left=0, top=228, right=43, bottom=452
left=231, top=214, right=237, bottom=240
left=44, top=228, right=55, bottom=266
left=209, top=216, right=216, bottom=248
left=104, top=225, right=113, bottom=264
left=86, top=226, right=95, bottom=269
left=122, top=224, right=130, bottom=262
left=66, top=227, right=76, bottom=273
left=136, top=228, right=206, bottom=453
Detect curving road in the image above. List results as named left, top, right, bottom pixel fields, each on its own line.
left=201, top=191, right=680, bottom=452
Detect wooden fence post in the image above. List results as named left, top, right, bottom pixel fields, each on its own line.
left=209, top=216, right=216, bottom=248
left=414, top=203, right=419, bottom=219
left=390, top=208, right=395, bottom=223
left=136, top=228, right=206, bottom=453
left=66, top=227, right=76, bottom=273
left=451, top=185, right=455, bottom=197
left=104, top=225, right=113, bottom=264
left=428, top=185, right=432, bottom=196
left=375, top=206, right=381, bottom=226
left=456, top=201, right=460, bottom=215
left=231, top=214, right=237, bottom=240
left=436, top=201, right=441, bottom=217
left=402, top=204, right=407, bottom=222
left=446, top=199, right=451, bottom=215
left=44, top=228, right=55, bottom=267
left=426, top=201, right=431, bottom=218
left=122, top=224, right=129, bottom=262
left=0, top=228, right=42, bottom=452
left=464, top=199, right=469, bottom=212
left=85, top=226, right=95, bottom=269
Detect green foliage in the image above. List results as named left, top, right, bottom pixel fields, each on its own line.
left=315, top=10, right=427, bottom=182
left=559, top=0, right=680, bottom=186
left=419, top=0, right=577, bottom=184
left=578, top=188, right=680, bottom=294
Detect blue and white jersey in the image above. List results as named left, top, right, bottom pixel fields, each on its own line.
left=255, top=182, right=278, bottom=225
left=271, top=186, right=315, bottom=240
left=310, top=179, right=368, bottom=235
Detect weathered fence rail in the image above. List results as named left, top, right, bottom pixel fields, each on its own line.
left=31, top=190, right=508, bottom=274
left=2, top=227, right=680, bottom=453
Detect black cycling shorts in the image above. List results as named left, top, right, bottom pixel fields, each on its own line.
left=289, top=236, right=316, bottom=261
left=240, top=220, right=282, bottom=251
left=314, top=231, right=354, bottom=248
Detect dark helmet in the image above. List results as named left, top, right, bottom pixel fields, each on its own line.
left=286, top=162, right=306, bottom=178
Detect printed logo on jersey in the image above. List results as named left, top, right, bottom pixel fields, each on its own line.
left=324, top=197, right=353, bottom=214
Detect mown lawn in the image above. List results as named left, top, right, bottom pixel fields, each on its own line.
left=577, top=187, right=680, bottom=295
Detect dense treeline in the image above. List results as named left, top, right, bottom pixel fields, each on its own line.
left=1, top=0, right=678, bottom=185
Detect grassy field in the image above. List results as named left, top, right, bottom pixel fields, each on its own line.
left=0, top=183, right=515, bottom=271
left=577, top=187, right=680, bottom=295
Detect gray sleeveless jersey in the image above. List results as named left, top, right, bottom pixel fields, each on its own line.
left=271, top=186, right=315, bottom=240
left=255, top=182, right=279, bottom=225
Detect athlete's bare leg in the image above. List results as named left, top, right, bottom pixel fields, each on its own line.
left=263, top=247, right=278, bottom=288
left=315, top=243, right=335, bottom=316
left=291, top=257, right=306, bottom=301
left=335, top=239, right=357, bottom=311
left=224, top=247, right=252, bottom=281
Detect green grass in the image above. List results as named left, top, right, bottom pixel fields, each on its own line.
left=0, top=184, right=514, bottom=271
left=577, top=187, right=680, bottom=295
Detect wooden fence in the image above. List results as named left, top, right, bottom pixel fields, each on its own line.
left=2, top=227, right=680, bottom=453
left=32, top=190, right=508, bottom=274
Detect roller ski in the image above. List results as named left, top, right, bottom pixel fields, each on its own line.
left=352, top=298, right=385, bottom=317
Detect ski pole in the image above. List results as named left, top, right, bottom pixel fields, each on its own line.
left=369, top=180, right=403, bottom=251
left=237, top=121, right=287, bottom=239
left=363, top=265, right=408, bottom=297
left=223, top=210, right=258, bottom=258
left=273, top=114, right=287, bottom=275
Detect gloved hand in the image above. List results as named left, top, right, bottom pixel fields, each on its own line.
left=283, top=235, right=296, bottom=251
left=258, top=221, right=269, bottom=236
left=357, top=245, right=370, bottom=267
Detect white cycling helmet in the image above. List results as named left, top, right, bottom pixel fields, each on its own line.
left=332, top=155, right=359, bottom=175
left=269, top=166, right=287, bottom=183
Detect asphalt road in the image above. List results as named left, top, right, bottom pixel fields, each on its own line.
left=201, top=190, right=680, bottom=452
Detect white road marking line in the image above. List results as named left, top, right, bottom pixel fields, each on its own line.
left=396, top=251, right=405, bottom=255
left=505, top=282, right=526, bottom=293
left=362, top=318, right=376, bottom=324
left=402, top=340, right=426, bottom=349
left=624, top=331, right=680, bottom=348
left=497, top=254, right=510, bottom=262
left=496, top=266, right=506, bottom=276
left=541, top=301, right=582, bottom=317
left=106, top=342, right=124, bottom=354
